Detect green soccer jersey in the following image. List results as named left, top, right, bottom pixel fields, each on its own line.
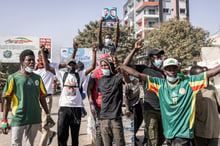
left=146, top=72, right=208, bottom=139
left=2, top=71, right=47, bottom=126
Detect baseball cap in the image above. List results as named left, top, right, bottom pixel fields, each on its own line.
left=77, top=61, right=84, bottom=69
left=148, top=48, right=164, bottom=56
left=163, top=58, right=180, bottom=69
left=67, top=58, right=76, bottom=65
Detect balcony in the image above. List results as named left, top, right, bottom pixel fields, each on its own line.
left=135, top=1, right=159, bottom=12
left=135, top=24, right=154, bottom=36
left=135, top=12, right=159, bottom=23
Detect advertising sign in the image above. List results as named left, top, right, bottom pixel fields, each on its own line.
left=39, top=38, right=52, bottom=57
left=60, top=48, right=93, bottom=69
left=102, top=7, right=117, bottom=28
left=0, top=36, right=51, bottom=63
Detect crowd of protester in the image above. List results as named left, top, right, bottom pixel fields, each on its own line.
left=1, top=17, right=220, bottom=146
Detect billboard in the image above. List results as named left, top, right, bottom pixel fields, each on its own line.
left=102, top=7, right=117, bottom=28
left=0, top=36, right=51, bottom=63
left=61, top=48, right=93, bottom=69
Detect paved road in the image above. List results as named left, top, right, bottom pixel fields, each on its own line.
left=0, top=94, right=146, bottom=146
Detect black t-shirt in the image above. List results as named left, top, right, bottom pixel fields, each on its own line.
left=97, top=74, right=123, bottom=119
left=135, top=65, right=165, bottom=111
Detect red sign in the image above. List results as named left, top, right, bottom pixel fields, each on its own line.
left=39, top=38, right=51, bottom=51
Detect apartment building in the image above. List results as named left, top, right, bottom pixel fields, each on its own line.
left=123, top=0, right=189, bottom=38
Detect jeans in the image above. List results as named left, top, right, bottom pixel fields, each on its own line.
left=95, top=107, right=104, bottom=146
left=57, top=107, right=81, bottom=146
left=167, top=137, right=195, bottom=146
left=144, top=109, right=165, bottom=146
left=39, top=95, right=53, bottom=146
left=11, top=124, right=40, bottom=146
left=100, top=118, right=125, bottom=146
left=195, top=136, right=219, bottom=146
left=132, top=101, right=143, bottom=135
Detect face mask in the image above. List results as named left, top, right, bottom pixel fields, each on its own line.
left=166, top=76, right=178, bottom=83
left=101, top=69, right=110, bottom=76
left=105, top=39, right=112, bottom=45
left=25, top=67, right=34, bottom=73
left=68, top=67, right=75, bottom=73
left=129, top=76, right=134, bottom=81
left=153, top=59, right=162, bottom=67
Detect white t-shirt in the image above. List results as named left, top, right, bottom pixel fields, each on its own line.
left=82, top=73, right=90, bottom=97
left=56, top=70, right=86, bottom=107
left=34, top=62, right=59, bottom=94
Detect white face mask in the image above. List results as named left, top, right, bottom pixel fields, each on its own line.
left=153, top=59, right=163, bottom=67
left=101, top=69, right=110, bottom=76
left=166, top=75, right=178, bottom=83
left=129, top=75, right=139, bottom=81
left=25, top=66, right=34, bottom=73
left=105, top=39, right=112, bottom=45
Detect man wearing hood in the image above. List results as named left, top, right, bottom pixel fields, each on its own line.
left=97, top=56, right=126, bottom=146
left=87, top=53, right=111, bottom=146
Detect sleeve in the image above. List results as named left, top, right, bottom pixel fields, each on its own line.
left=97, top=79, right=100, bottom=92
left=77, top=70, right=86, bottom=86
left=188, top=72, right=209, bottom=92
left=39, top=77, right=47, bottom=97
left=2, top=75, right=14, bottom=98
left=56, top=70, right=64, bottom=87
left=88, top=73, right=96, bottom=85
left=50, top=62, right=59, bottom=74
left=146, top=75, right=162, bottom=96
left=214, top=88, right=220, bottom=113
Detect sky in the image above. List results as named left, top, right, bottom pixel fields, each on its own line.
left=0, top=0, right=220, bottom=61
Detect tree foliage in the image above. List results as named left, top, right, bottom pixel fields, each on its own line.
left=144, top=19, right=210, bottom=66
left=75, top=20, right=138, bottom=63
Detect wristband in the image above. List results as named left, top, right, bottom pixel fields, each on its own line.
left=91, top=109, right=96, bottom=113
left=89, top=101, right=94, bottom=105
left=46, top=114, right=51, bottom=119
left=1, top=120, right=8, bottom=128
left=125, top=110, right=130, bottom=114
left=2, top=120, right=7, bottom=123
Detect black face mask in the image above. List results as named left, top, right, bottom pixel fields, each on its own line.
left=68, top=67, right=75, bottom=73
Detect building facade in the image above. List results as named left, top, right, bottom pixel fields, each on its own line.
left=123, top=0, right=189, bottom=38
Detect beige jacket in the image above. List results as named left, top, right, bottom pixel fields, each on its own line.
left=194, top=85, right=220, bottom=138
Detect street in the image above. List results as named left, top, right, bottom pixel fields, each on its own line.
left=0, top=94, right=145, bottom=146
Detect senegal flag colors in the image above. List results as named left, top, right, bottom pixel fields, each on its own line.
left=145, top=72, right=208, bottom=139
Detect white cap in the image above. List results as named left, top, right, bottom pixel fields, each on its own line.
left=163, top=58, right=180, bottom=69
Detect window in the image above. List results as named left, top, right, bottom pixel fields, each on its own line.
left=163, top=8, right=169, bottom=13
left=124, top=10, right=128, bottom=16
left=149, top=9, right=156, bottom=14
left=180, top=8, right=185, bottom=14
left=148, top=21, right=156, bottom=27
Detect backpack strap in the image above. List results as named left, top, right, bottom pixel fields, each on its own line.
left=63, top=72, right=68, bottom=87
left=74, top=72, right=83, bottom=94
